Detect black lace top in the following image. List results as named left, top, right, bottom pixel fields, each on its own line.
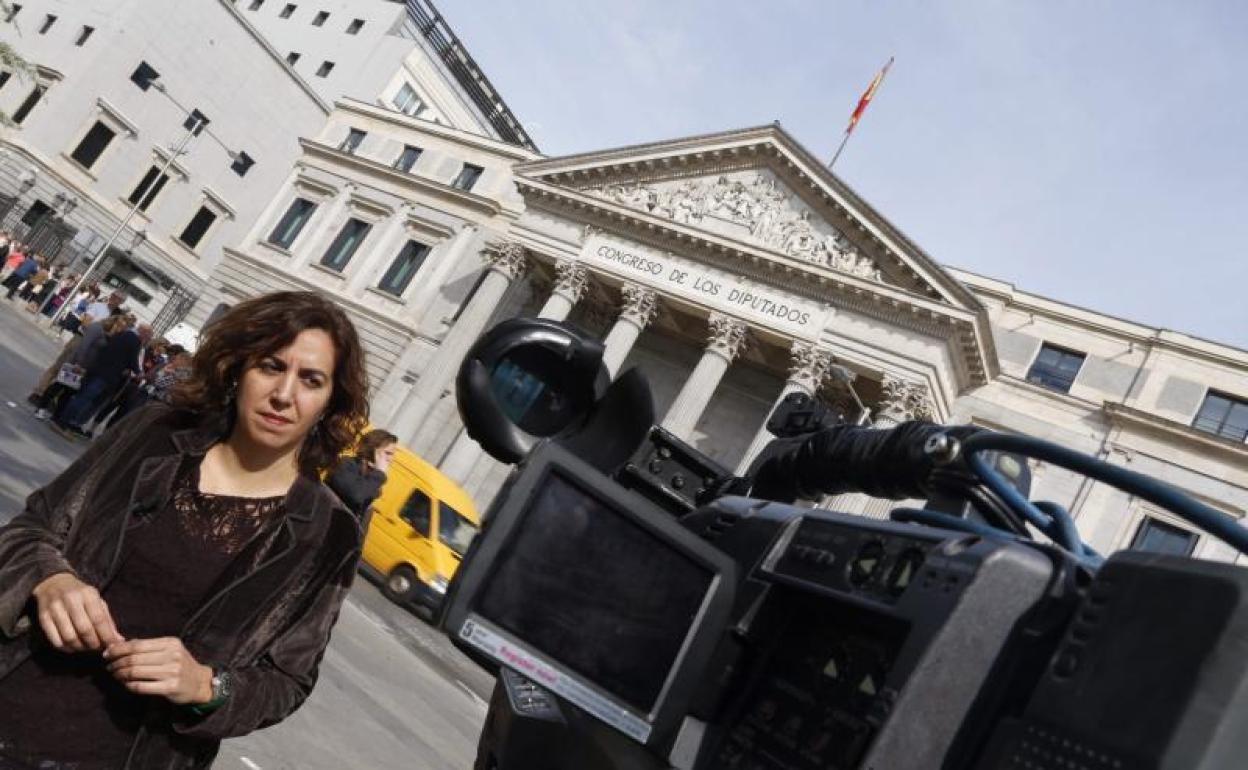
left=0, top=463, right=285, bottom=770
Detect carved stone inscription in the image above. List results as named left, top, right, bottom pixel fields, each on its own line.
left=589, top=171, right=883, bottom=281
left=581, top=234, right=829, bottom=340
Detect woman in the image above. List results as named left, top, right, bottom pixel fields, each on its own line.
left=0, top=291, right=370, bottom=769
left=326, top=428, right=398, bottom=525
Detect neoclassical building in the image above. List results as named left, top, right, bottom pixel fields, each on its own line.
left=209, top=107, right=1248, bottom=563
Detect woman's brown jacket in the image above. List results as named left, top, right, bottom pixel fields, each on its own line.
left=0, top=405, right=362, bottom=768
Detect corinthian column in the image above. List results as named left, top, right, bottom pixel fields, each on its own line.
left=736, top=341, right=833, bottom=473
left=660, top=314, right=748, bottom=441
left=601, top=283, right=659, bottom=377
left=440, top=258, right=591, bottom=484
left=390, top=240, right=528, bottom=447
left=537, top=259, right=590, bottom=321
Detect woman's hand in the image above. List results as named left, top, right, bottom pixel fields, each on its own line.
left=104, top=637, right=215, bottom=705
left=30, top=572, right=123, bottom=652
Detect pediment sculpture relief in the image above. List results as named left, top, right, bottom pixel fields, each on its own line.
left=590, top=172, right=883, bottom=282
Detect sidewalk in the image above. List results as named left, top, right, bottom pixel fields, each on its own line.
left=0, top=298, right=79, bottom=522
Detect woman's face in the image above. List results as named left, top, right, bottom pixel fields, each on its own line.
left=235, top=328, right=336, bottom=456
left=374, top=442, right=398, bottom=470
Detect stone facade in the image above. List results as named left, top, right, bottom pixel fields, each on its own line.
left=210, top=110, right=1248, bottom=565
left=0, top=0, right=529, bottom=330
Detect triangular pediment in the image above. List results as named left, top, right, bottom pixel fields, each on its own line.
left=514, top=124, right=1001, bottom=387
left=515, top=124, right=981, bottom=312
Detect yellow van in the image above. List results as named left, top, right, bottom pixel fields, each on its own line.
left=359, top=445, right=480, bottom=615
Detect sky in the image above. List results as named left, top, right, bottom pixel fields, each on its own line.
left=441, top=0, right=1248, bottom=348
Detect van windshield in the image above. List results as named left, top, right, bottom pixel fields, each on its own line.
left=438, top=504, right=478, bottom=557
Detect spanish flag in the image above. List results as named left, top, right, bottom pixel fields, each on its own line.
left=848, top=57, right=894, bottom=134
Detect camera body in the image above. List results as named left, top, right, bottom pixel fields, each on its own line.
left=443, top=318, right=1248, bottom=770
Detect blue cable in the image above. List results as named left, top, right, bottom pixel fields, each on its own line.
left=959, top=432, right=1248, bottom=557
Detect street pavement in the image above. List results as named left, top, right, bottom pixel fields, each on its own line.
left=0, top=300, right=492, bottom=769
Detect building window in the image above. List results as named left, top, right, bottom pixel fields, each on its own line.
left=392, top=145, right=421, bottom=172
left=346, top=18, right=364, bottom=34
left=312, top=10, right=328, bottom=26
left=279, top=3, right=296, bottom=18
left=320, top=218, right=371, bottom=272
left=267, top=198, right=316, bottom=249
left=37, top=14, right=56, bottom=34
left=69, top=121, right=117, bottom=170
left=1131, top=517, right=1198, bottom=557
left=248, top=0, right=263, bottom=9
left=131, top=61, right=160, bottom=91
left=450, top=163, right=484, bottom=192
left=3, top=5, right=20, bottom=22
left=230, top=151, right=255, bottom=177
left=11, top=85, right=45, bottom=125
left=1192, top=391, right=1248, bottom=442
left=315, top=61, right=335, bottom=78
left=75, top=25, right=95, bottom=46
left=21, top=200, right=51, bottom=227
left=183, top=109, right=210, bottom=136
left=286, top=51, right=301, bottom=66
left=338, top=128, right=365, bottom=154
left=1025, top=343, right=1085, bottom=394
left=178, top=206, right=219, bottom=250
left=127, top=166, right=171, bottom=212
left=378, top=240, right=430, bottom=296
left=392, top=83, right=424, bottom=117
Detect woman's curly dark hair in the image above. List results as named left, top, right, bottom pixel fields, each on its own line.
left=172, top=291, right=370, bottom=475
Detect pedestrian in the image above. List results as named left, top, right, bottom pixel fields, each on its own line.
left=93, top=331, right=162, bottom=430
left=0, top=290, right=370, bottom=769
left=146, top=344, right=192, bottom=405
left=59, top=283, right=97, bottom=334
left=3, top=251, right=36, bottom=300
left=28, top=311, right=95, bottom=415
left=17, top=258, right=49, bottom=303
left=0, top=238, right=20, bottom=281
left=85, top=290, right=125, bottom=321
left=326, top=428, right=398, bottom=527
left=54, top=317, right=144, bottom=438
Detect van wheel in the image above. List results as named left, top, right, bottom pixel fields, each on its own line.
left=384, top=565, right=419, bottom=604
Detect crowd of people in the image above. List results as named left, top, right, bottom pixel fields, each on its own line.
left=1, top=229, right=194, bottom=441
left=0, top=231, right=97, bottom=325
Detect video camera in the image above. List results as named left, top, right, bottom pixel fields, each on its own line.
left=440, top=318, right=1248, bottom=770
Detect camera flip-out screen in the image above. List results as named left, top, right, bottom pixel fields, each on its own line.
left=445, top=443, right=736, bottom=746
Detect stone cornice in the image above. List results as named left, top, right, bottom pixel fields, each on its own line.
left=955, top=267, right=1248, bottom=371
left=299, top=139, right=505, bottom=217
left=516, top=177, right=991, bottom=387
left=334, top=99, right=541, bottom=162
left=514, top=123, right=987, bottom=315
left=1104, top=402, right=1248, bottom=465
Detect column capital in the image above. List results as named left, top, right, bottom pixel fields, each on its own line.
left=482, top=239, right=528, bottom=281
left=619, top=282, right=659, bottom=328
left=878, top=375, right=933, bottom=423
left=552, top=259, right=590, bottom=303
left=787, top=341, right=834, bottom=393
left=707, top=313, right=749, bottom=362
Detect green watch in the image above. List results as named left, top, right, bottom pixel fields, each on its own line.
left=190, top=668, right=231, bottom=715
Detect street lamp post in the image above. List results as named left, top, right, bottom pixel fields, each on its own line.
left=48, top=116, right=202, bottom=328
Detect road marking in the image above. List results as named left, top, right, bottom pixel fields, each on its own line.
left=240, top=758, right=263, bottom=770
left=456, top=679, right=488, bottom=711
left=5, top=402, right=15, bottom=408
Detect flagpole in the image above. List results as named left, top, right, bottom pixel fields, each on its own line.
left=828, top=129, right=853, bottom=169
